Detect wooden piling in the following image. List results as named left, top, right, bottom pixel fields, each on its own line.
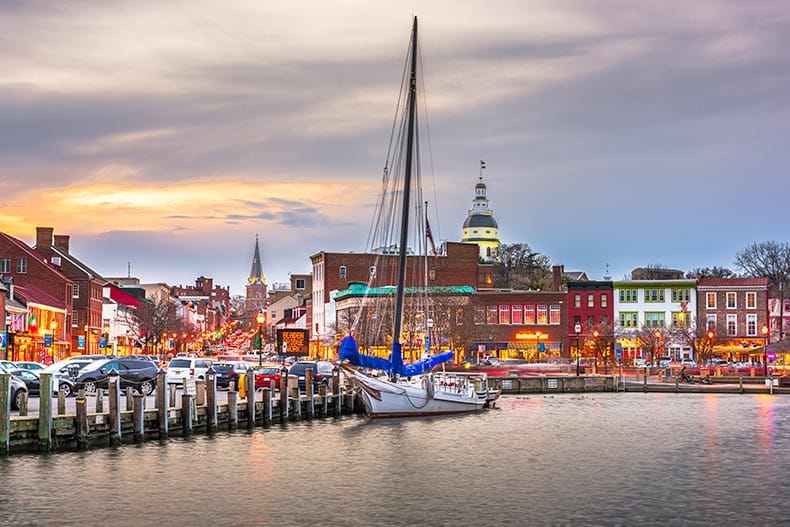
left=262, top=387, right=272, bottom=425
left=95, top=389, right=104, bottom=413
left=280, top=367, right=288, bottom=422
left=169, top=383, right=177, bottom=408
left=181, top=394, right=193, bottom=436
left=0, top=374, right=10, bottom=455
left=305, top=368, right=314, bottom=419
left=245, top=368, right=256, bottom=427
left=75, top=396, right=89, bottom=450
left=57, top=389, right=66, bottom=415
left=227, top=390, right=238, bottom=429
left=126, top=387, right=134, bottom=411
left=196, top=380, right=206, bottom=407
left=319, top=384, right=328, bottom=417
left=156, top=370, right=168, bottom=438
left=38, top=373, right=53, bottom=452
left=205, top=369, right=217, bottom=432
left=108, top=373, right=122, bottom=446
left=18, top=392, right=28, bottom=417
left=332, top=367, right=341, bottom=417
left=132, top=394, right=144, bottom=442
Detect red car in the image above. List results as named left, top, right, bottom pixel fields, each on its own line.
left=254, top=364, right=283, bottom=390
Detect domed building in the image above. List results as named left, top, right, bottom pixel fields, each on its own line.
left=461, top=163, right=500, bottom=262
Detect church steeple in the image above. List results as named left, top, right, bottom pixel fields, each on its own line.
left=248, top=234, right=266, bottom=285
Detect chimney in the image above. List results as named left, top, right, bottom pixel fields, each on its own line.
left=36, top=227, right=54, bottom=250
left=54, top=235, right=70, bottom=253
left=552, top=265, right=564, bottom=291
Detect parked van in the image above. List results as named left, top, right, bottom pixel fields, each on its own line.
left=165, top=357, right=214, bottom=385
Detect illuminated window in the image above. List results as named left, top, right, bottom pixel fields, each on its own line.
left=574, top=294, right=581, bottom=308
left=550, top=305, right=561, bottom=325
left=511, top=305, right=523, bottom=325
left=600, top=294, right=608, bottom=308
left=727, top=314, right=737, bottom=336
left=474, top=306, right=485, bottom=325
left=537, top=305, right=548, bottom=324
left=746, top=292, right=756, bottom=309
left=524, top=305, right=536, bottom=324
left=671, top=312, right=690, bottom=328
left=486, top=305, right=497, bottom=324
left=587, top=294, right=594, bottom=308
left=726, top=292, right=736, bottom=309
left=706, top=292, right=716, bottom=309
left=499, top=305, right=510, bottom=325
left=746, top=314, right=757, bottom=336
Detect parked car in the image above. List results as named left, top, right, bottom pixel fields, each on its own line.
left=658, top=357, right=672, bottom=368
left=39, top=358, right=94, bottom=395
left=8, top=368, right=74, bottom=397
left=130, top=354, right=161, bottom=367
left=165, top=357, right=214, bottom=385
left=74, top=358, right=158, bottom=395
left=254, top=363, right=284, bottom=390
left=8, top=376, right=28, bottom=410
left=705, top=359, right=730, bottom=368
left=0, top=360, right=18, bottom=372
left=212, top=361, right=253, bottom=388
left=288, top=360, right=335, bottom=392
left=13, top=361, right=46, bottom=371
left=680, top=358, right=697, bottom=368
left=633, top=358, right=647, bottom=368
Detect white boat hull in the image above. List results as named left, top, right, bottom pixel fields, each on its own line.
left=349, top=369, right=492, bottom=418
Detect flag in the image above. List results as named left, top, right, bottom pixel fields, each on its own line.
left=426, top=217, right=438, bottom=257
left=480, top=160, right=486, bottom=170
left=28, top=311, right=37, bottom=333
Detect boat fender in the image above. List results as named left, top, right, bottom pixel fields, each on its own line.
left=423, top=375, right=435, bottom=399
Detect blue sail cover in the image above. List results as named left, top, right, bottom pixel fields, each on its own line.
left=338, top=335, right=453, bottom=377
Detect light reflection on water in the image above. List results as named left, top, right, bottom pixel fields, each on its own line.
left=1, top=393, right=789, bottom=526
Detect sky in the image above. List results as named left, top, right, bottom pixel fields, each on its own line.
left=2, top=1, right=789, bottom=296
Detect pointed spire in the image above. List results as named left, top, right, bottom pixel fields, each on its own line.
left=248, top=234, right=266, bottom=285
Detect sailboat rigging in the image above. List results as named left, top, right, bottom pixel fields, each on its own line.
left=338, top=16, right=499, bottom=418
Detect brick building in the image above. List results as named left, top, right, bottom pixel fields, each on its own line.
left=0, top=231, right=73, bottom=362
left=34, top=227, right=105, bottom=355
left=567, top=280, right=615, bottom=360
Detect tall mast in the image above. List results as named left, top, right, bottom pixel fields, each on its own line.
left=392, top=16, right=418, bottom=351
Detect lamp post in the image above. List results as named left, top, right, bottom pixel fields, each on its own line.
left=592, top=329, right=600, bottom=374
left=762, top=324, right=769, bottom=378
left=256, top=312, right=266, bottom=367
left=103, top=324, right=110, bottom=356
left=653, top=330, right=661, bottom=367
left=574, top=322, right=582, bottom=376
left=535, top=331, right=541, bottom=363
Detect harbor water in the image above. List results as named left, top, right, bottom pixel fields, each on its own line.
left=1, top=392, right=788, bottom=526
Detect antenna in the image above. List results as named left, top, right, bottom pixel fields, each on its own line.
left=604, top=263, right=611, bottom=281
left=127, top=261, right=131, bottom=278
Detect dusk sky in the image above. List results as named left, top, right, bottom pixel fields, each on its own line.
left=2, top=1, right=789, bottom=296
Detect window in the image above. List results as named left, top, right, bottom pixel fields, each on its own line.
left=73, top=284, right=79, bottom=298
left=339, top=266, right=346, bottom=279
left=486, top=306, right=497, bottom=324
left=706, top=314, right=716, bottom=330
left=746, top=314, right=757, bottom=336
left=455, top=309, right=464, bottom=325
left=550, top=305, right=560, bottom=325
left=587, top=293, right=594, bottom=308
left=671, top=289, right=690, bottom=302
left=474, top=306, right=485, bottom=325
left=745, top=292, right=756, bottom=309
left=369, top=266, right=376, bottom=279
left=498, top=305, right=510, bottom=325
left=727, top=314, right=737, bottom=336
left=428, top=269, right=436, bottom=281
left=295, top=279, right=306, bottom=290
left=726, top=292, right=736, bottom=309
left=619, top=289, right=638, bottom=303
left=619, top=312, right=638, bottom=328
left=600, top=294, right=608, bottom=308
left=644, top=312, right=665, bottom=328
left=511, top=305, right=523, bottom=325
left=645, top=289, right=665, bottom=302
left=524, top=305, right=536, bottom=324
left=587, top=315, right=595, bottom=328
left=0, top=258, right=9, bottom=273
left=537, top=305, right=548, bottom=324
left=16, top=258, right=27, bottom=273
left=601, top=315, right=609, bottom=325
left=706, top=292, right=716, bottom=309
left=574, top=294, right=581, bottom=308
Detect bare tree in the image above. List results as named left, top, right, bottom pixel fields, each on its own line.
left=735, top=241, right=790, bottom=340
left=635, top=326, right=666, bottom=366
left=667, top=318, right=717, bottom=365
left=493, top=243, right=552, bottom=290
left=587, top=319, right=616, bottom=371
left=685, top=266, right=736, bottom=279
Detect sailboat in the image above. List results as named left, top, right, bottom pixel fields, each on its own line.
left=339, top=16, right=499, bottom=418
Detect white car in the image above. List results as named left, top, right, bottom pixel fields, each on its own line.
left=165, top=357, right=214, bottom=385
left=680, top=358, right=697, bottom=368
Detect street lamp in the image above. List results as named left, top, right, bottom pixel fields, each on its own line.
left=535, top=331, right=541, bottom=363
left=256, top=312, right=266, bottom=367
left=574, top=322, right=582, bottom=376
left=762, top=324, right=769, bottom=378
left=103, top=324, right=110, bottom=356
left=592, top=329, right=600, bottom=373
left=653, top=330, right=661, bottom=367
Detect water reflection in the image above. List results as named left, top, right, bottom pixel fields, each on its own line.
left=1, top=393, right=789, bottom=526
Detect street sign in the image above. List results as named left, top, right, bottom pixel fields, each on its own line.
left=615, top=342, right=623, bottom=360
left=78, top=335, right=85, bottom=349
left=538, top=342, right=546, bottom=353
left=99, top=337, right=106, bottom=349
left=44, top=334, right=53, bottom=347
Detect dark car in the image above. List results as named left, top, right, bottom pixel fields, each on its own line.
left=212, top=362, right=254, bottom=389
left=74, top=358, right=158, bottom=395
left=8, top=368, right=75, bottom=397
left=287, top=361, right=335, bottom=392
